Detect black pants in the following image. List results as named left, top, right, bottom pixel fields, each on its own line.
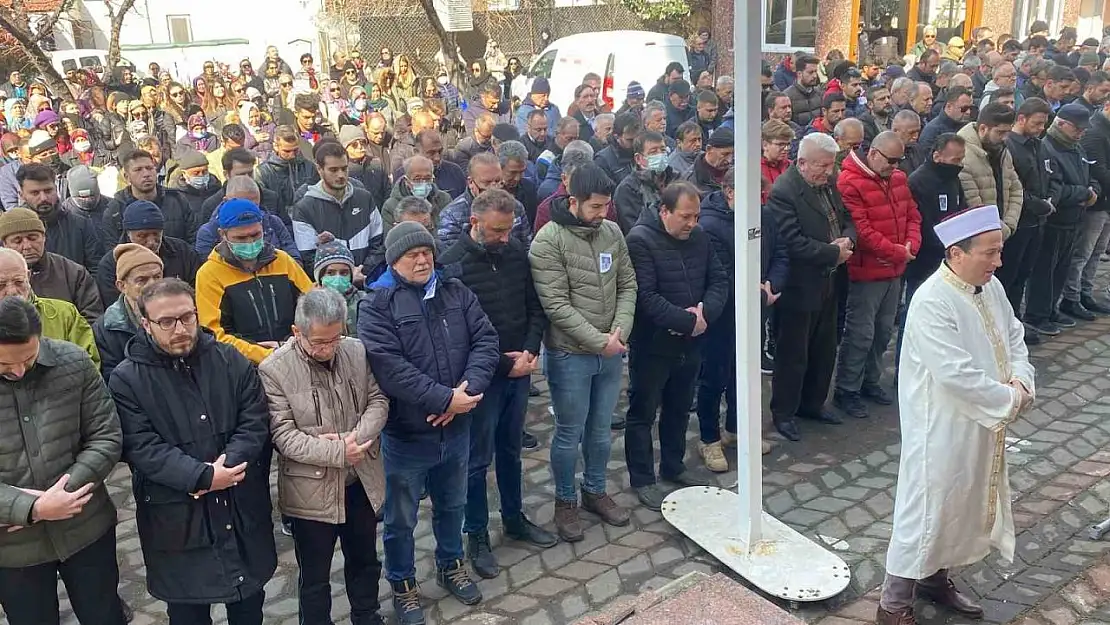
left=167, top=591, right=265, bottom=625
left=1025, top=223, right=1080, bottom=323
left=996, top=224, right=1044, bottom=316
left=770, top=284, right=839, bottom=423
left=0, top=526, right=127, bottom=625
left=291, top=482, right=382, bottom=625
left=625, top=345, right=702, bottom=488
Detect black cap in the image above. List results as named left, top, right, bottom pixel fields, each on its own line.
left=492, top=123, right=520, bottom=142
left=707, top=127, right=733, bottom=148
left=1057, top=102, right=1092, bottom=129
left=668, top=79, right=691, bottom=97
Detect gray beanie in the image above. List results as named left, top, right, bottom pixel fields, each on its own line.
left=67, top=165, right=99, bottom=199
left=385, top=221, right=436, bottom=265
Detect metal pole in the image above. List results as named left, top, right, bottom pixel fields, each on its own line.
left=734, top=0, right=764, bottom=546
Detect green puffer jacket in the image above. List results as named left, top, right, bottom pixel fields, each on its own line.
left=0, top=338, right=122, bottom=568
left=33, top=293, right=100, bottom=367
left=380, top=178, right=452, bottom=237
left=529, top=196, right=637, bottom=354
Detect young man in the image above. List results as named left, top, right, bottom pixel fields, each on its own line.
left=105, top=149, right=197, bottom=245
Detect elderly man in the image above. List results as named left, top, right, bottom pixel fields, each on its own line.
left=642, top=101, right=677, bottom=152
left=197, top=161, right=299, bottom=259
left=516, top=77, right=561, bottom=135
left=359, top=221, right=499, bottom=623
left=625, top=182, right=729, bottom=508
left=767, top=133, right=857, bottom=441
left=438, top=152, right=532, bottom=250
left=0, top=206, right=102, bottom=322
left=1063, top=97, right=1110, bottom=318
left=110, top=278, right=277, bottom=625
left=97, top=200, right=202, bottom=305
left=521, top=109, right=549, bottom=162
left=878, top=206, right=1034, bottom=625
left=892, top=110, right=923, bottom=174
left=496, top=139, right=540, bottom=227
left=536, top=116, right=583, bottom=188
left=833, top=118, right=865, bottom=165
left=980, top=62, right=1021, bottom=108
left=383, top=155, right=452, bottom=236
left=439, top=189, right=556, bottom=579
left=614, top=130, right=681, bottom=234
left=260, top=287, right=389, bottom=625
left=889, top=78, right=917, bottom=116
left=0, top=297, right=125, bottom=625
left=907, top=50, right=940, bottom=93
left=413, top=129, right=467, bottom=199
left=530, top=163, right=636, bottom=538
left=669, top=121, right=703, bottom=176
left=534, top=140, right=621, bottom=232
left=832, top=131, right=921, bottom=419
left=682, top=128, right=734, bottom=196
left=93, top=243, right=163, bottom=381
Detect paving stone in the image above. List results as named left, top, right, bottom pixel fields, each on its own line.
left=616, top=553, right=653, bottom=578
left=581, top=543, right=641, bottom=565
left=554, top=560, right=611, bottom=581
left=517, top=576, right=577, bottom=597
left=490, top=593, right=539, bottom=613
left=804, top=496, right=855, bottom=514
left=585, top=569, right=622, bottom=604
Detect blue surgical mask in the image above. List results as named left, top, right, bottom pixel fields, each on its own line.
left=186, top=173, right=210, bottom=189
left=228, top=238, right=263, bottom=260
left=411, top=181, right=432, bottom=198
left=354, top=98, right=368, bottom=111
left=320, top=274, right=352, bottom=293
left=646, top=153, right=669, bottom=173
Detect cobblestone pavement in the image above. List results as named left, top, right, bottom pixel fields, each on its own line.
left=12, top=315, right=1110, bottom=625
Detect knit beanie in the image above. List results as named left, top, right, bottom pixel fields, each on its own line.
left=385, top=221, right=435, bottom=266
left=114, top=243, right=163, bottom=282
left=626, top=81, right=645, bottom=100
left=122, top=200, right=165, bottom=231
left=0, top=207, right=45, bottom=240
left=313, top=239, right=356, bottom=282
left=67, top=165, right=99, bottom=199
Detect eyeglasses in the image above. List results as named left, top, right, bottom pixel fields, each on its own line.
left=147, top=310, right=198, bottom=331
left=170, top=91, right=185, bottom=98
left=280, top=81, right=293, bottom=87
left=345, top=70, right=357, bottom=75
left=329, top=88, right=341, bottom=93
left=873, top=147, right=904, bottom=165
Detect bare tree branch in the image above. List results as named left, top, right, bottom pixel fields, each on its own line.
left=30, top=0, right=78, bottom=45
left=104, top=0, right=138, bottom=71
left=0, top=8, right=68, bottom=95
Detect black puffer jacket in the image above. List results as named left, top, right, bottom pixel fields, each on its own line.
left=625, top=208, right=729, bottom=355
left=348, top=157, right=390, bottom=211
left=167, top=174, right=222, bottom=227
left=440, top=226, right=547, bottom=377
left=104, top=185, right=198, bottom=246
left=595, top=137, right=636, bottom=185
left=40, top=204, right=104, bottom=276
left=613, top=167, right=680, bottom=234
left=109, top=329, right=276, bottom=605
left=358, top=269, right=500, bottom=443
left=254, top=152, right=319, bottom=227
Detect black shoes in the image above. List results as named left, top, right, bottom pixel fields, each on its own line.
left=528, top=383, right=541, bottom=397
left=610, top=414, right=627, bottom=431
left=761, top=351, right=774, bottom=375
left=1060, top=300, right=1096, bottom=321
left=1082, top=296, right=1110, bottom=315
left=860, top=384, right=894, bottom=405
left=798, top=408, right=843, bottom=425
left=775, top=419, right=802, bottom=441
left=1052, top=311, right=1078, bottom=328
left=1027, top=319, right=1061, bottom=336
left=392, top=579, right=426, bottom=625
left=665, top=468, right=714, bottom=487
left=521, top=431, right=540, bottom=450
left=635, top=484, right=669, bottom=511
left=504, top=514, right=558, bottom=548
left=436, top=559, right=482, bottom=605
left=466, top=532, right=500, bottom=579
left=833, top=390, right=869, bottom=419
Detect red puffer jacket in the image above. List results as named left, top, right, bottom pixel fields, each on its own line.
left=836, top=150, right=922, bottom=282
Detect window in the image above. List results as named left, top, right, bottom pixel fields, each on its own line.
left=762, top=0, right=817, bottom=51
left=528, top=49, right=557, bottom=79
left=167, top=15, right=192, bottom=44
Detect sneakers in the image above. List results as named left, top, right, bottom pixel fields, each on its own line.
left=832, top=390, right=868, bottom=419
left=554, top=499, right=584, bottom=542
left=465, top=532, right=500, bottom=579
left=1082, top=296, right=1110, bottom=315
left=1060, top=299, right=1096, bottom=321
left=391, top=579, right=426, bottom=625
left=699, top=440, right=729, bottom=472
left=635, top=483, right=669, bottom=511
left=521, top=431, right=540, bottom=450
left=581, top=489, right=631, bottom=526
left=436, top=559, right=482, bottom=605
left=503, top=514, right=558, bottom=548
left=860, top=384, right=893, bottom=405
left=760, top=351, right=774, bottom=375
left=720, top=430, right=738, bottom=448
left=1052, top=311, right=1078, bottom=328
left=1027, top=319, right=1061, bottom=336
left=610, top=413, right=627, bottom=431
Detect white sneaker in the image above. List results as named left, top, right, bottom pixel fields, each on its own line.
left=698, top=441, right=728, bottom=473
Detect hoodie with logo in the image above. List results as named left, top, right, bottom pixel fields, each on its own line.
left=290, top=180, right=384, bottom=273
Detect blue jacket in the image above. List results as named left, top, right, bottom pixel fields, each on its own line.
left=358, top=269, right=499, bottom=442
left=0, top=160, right=21, bottom=210
left=773, top=61, right=796, bottom=92
left=195, top=206, right=300, bottom=260
left=698, top=191, right=789, bottom=295
left=538, top=158, right=564, bottom=202
left=438, top=189, right=532, bottom=251
left=515, top=97, right=562, bottom=135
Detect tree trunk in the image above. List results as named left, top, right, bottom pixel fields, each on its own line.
left=0, top=15, right=69, bottom=97
left=105, top=0, right=138, bottom=73
left=416, top=0, right=459, bottom=79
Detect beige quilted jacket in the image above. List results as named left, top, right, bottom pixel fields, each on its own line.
left=956, top=123, right=1024, bottom=239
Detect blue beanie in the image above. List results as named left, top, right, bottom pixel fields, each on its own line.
left=217, top=198, right=263, bottom=229
left=626, top=81, right=645, bottom=100
left=122, top=200, right=165, bottom=231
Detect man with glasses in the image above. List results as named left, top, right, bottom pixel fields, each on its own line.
left=382, top=155, right=452, bottom=237
left=831, top=131, right=920, bottom=420
left=917, top=85, right=973, bottom=162
left=438, top=152, right=531, bottom=250
left=109, top=277, right=277, bottom=625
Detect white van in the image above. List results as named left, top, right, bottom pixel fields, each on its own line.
left=49, top=49, right=139, bottom=81
left=523, top=31, right=691, bottom=115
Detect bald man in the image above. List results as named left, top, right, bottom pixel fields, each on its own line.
left=195, top=175, right=300, bottom=259
left=834, top=118, right=865, bottom=165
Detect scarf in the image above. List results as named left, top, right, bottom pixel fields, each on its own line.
left=1046, top=122, right=1078, bottom=148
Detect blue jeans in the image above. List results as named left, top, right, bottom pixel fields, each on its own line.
left=382, top=432, right=469, bottom=582
left=546, top=350, right=623, bottom=501
left=464, top=374, right=529, bottom=534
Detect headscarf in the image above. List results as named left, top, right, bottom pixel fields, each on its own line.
left=394, top=54, right=416, bottom=94
left=238, top=101, right=263, bottom=139
left=27, top=94, right=50, bottom=114
left=4, top=98, right=30, bottom=130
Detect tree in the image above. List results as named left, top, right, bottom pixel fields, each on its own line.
left=416, top=0, right=460, bottom=82
left=0, top=0, right=77, bottom=96
left=103, top=0, right=138, bottom=73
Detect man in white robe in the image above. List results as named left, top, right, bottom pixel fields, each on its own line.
left=877, top=205, right=1036, bottom=625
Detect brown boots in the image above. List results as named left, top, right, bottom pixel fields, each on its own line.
left=554, top=490, right=631, bottom=542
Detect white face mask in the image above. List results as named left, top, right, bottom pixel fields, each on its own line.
left=74, top=140, right=91, bottom=153
left=437, top=75, right=448, bottom=85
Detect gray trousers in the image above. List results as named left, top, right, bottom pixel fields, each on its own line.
left=1063, top=210, right=1110, bottom=302
left=879, top=569, right=949, bottom=611
left=835, top=277, right=901, bottom=393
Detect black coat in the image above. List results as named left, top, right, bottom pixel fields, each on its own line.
left=1045, top=133, right=1100, bottom=226
left=96, top=235, right=201, bottom=305
left=105, top=186, right=199, bottom=246
left=199, top=185, right=282, bottom=224
left=1006, top=132, right=1056, bottom=227
left=348, top=157, right=390, bottom=211
left=625, top=209, right=729, bottom=355
left=917, top=111, right=966, bottom=161
left=65, top=195, right=115, bottom=253
left=439, top=229, right=547, bottom=377
left=595, top=139, right=636, bottom=187
left=254, top=152, right=320, bottom=227
left=1081, top=112, right=1110, bottom=213
left=42, top=206, right=104, bottom=277
left=766, top=166, right=857, bottom=311
left=167, top=176, right=222, bottom=228
left=573, top=111, right=595, bottom=142
left=906, top=160, right=968, bottom=282
left=109, top=330, right=276, bottom=605
left=358, top=270, right=500, bottom=443
left=92, top=296, right=138, bottom=381
left=614, top=168, right=680, bottom=234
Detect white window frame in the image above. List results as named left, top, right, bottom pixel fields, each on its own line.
left=166, top=14, right=193, bottom=44
left=761, top=0, right=816, bottom=53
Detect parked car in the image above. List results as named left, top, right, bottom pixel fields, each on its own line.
left=49, top=49, right=139, bottom=81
